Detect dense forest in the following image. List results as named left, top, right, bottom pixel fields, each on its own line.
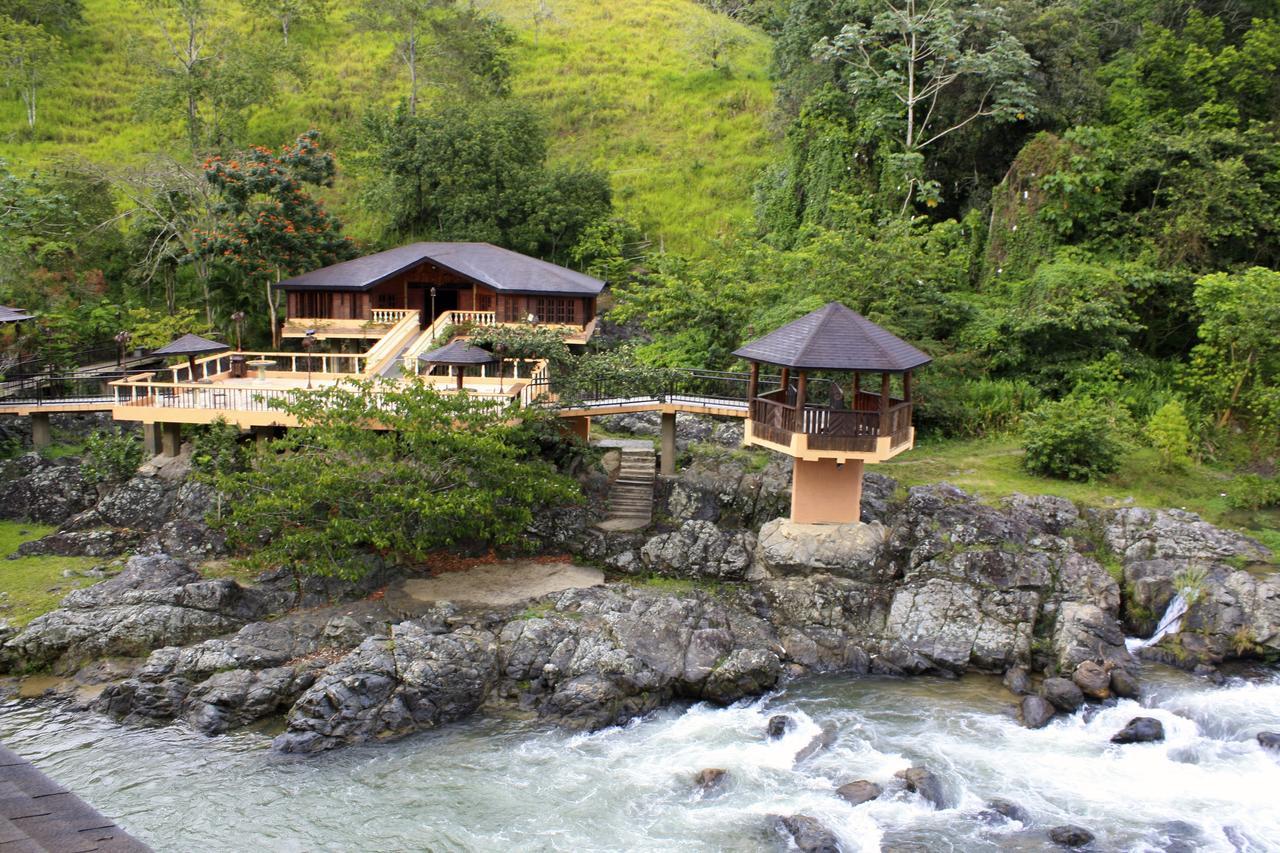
left=0, top=0, right=1277, bottom=501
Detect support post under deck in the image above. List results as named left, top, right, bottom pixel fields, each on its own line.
left=160, top=422, right=183, bottom=458
left=660, top=412, right=676, bottom=476
left=142, top=423, right=163, bottom=457
left=30, top=412, right=50, bottom=450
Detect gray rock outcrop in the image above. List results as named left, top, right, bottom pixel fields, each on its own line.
left=2, top=554, right=275, bottom=672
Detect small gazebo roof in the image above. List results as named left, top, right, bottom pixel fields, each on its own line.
left=0, top=305, right=34, bottom=323
left=418, top=340, right=498, bottom=365
left=151, top=333, right=230, bottom=356
left=733, top=302, right=931, bottom=372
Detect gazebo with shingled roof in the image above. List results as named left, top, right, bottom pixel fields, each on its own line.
left=734, top=301, right=931, bottom=524
left=418, top=339, right=499, bottom=389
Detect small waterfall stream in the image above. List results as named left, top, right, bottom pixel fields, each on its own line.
left=3, top=667, right=1279, bottom=851
left=1127, top=591, right=1191, bottom=652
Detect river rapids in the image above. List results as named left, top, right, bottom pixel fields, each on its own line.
left=2, top=666, right=1278, bottom=851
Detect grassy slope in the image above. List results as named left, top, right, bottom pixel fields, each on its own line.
left=882, top=436, right=1280, bottom=555
left=0, top=0, right=776, bottom=254
left=0, top=521, right=99, bottom=627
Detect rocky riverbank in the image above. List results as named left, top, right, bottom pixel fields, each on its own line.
left=0, top=436, right=1275, bottom=756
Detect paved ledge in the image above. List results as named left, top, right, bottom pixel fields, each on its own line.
left=0, top=743, right=149, bottom=852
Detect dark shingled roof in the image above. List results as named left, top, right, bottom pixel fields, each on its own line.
left=151, top=333, right=230, bottom=356
left=419, top=339, right=498, bottom=365
left=733, top=302, right=931, bottom=372
left=275, top=242, right=605, bottom=296
left=0, top=305, right=33, bottom=323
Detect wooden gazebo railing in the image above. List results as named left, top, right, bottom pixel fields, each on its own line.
left=749, top=388, right=912, bottom=454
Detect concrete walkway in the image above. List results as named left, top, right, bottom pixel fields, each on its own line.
left=0, top=743, right=149, bottom=852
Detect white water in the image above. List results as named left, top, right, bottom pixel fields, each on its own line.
left=1127, top=592, right=1191, bottom=652
left=3, top=669, right=1279, bottom=851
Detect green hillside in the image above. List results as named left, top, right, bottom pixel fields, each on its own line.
left=0, top=0, right=776, bottom=252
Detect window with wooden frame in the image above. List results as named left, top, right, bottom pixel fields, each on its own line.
left=376, top=293, right=398, bottom=309
left=502, top=296, right=524, bottom=323
left=535, top=297, right=576, bottom=325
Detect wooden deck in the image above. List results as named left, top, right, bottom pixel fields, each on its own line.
left=0, top=743, right=149, bottom=852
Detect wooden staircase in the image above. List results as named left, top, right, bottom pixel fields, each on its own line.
left=598, top=445, right=656, bottom=531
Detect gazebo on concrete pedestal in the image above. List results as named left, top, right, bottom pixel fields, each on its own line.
left=734, top=302, right=930, bottom=524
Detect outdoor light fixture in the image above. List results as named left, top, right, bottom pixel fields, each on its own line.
left=231, top=311, right=246, bottom=351
left=114, top=330, right=132, bottom=368
left=303, top=329, right=317, bottom=389
left=430, top=286, right=438, bottom=339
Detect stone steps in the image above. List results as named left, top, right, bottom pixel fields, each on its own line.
left=599, top=447, right=656, bottom=532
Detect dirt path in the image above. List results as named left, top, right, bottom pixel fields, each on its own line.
left=393, top=560, right=604, bottom=608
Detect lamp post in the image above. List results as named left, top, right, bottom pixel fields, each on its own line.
left=302, top=329, right=316, bottom=389
left=114, top=330, right=132, bottom=369
left=231, top=311, right=245, bottom=351
left=495, top=342, right=508, bottom=393
left=430, top=286, right=437, bottom=340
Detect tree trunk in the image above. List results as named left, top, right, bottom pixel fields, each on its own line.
left=269, top=269, right=282, bottom=348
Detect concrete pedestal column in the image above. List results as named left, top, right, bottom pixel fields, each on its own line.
left=30, top=413, right=51, bottom=450
left=790, top=457, right=864, bottom=524
left=142, top=424, right=163, bottom=457
left=160, top=422, right=183, bottom=458
left=660, top=412, right=676, bottom=476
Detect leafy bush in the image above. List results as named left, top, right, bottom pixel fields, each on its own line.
left=1224, top=474, right=1280, bottom=511
left=1146, top=399, right=1193, bottom=471
left=82, top=428, right=144, bottom=485
left=915, top=373, right=1042, bottom=438
left=1021, top=397, right=1126, bottom=481
left=190, top=418, right=247, bottom=480
left=212, top=379, right=581, bottom=580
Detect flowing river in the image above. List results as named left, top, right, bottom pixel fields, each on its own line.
left=3, top=667, right=1278, bottom=852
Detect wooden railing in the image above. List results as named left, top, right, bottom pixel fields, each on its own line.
left=371, top=308, right=417, bottom=325
left=113, top=376, right=307, bottom=413
left=361, top=311, right=426, bottom=375
left=749, top=393, right=912, bottom=453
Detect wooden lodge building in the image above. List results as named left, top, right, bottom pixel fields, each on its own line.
left=275, top=242, right=604, bottom=344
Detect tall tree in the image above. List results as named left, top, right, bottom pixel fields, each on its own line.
left=349, top=0, right=512, bottom=114
left=362, top=100, right=610, bottom=261
left=349, top=0, right=448, bottom=116
left=0, top=0, right=83, bottom=33
left=0, top=17, right=64, bottom=132
left=137, top=0, right=298, bottom=155
left=240, top=0, right=329, bottom=44
left=196, top=131, right=357, bottom=346
left=815, top=0, right=1038, bottom=212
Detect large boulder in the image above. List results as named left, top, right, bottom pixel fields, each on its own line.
left=636, top=520, right=755, bottom=580
left=1103, top=507, right=1272, bottom=564
left=1041, top=677, right=1084, bottom=712
left=274, top=623, right=500, bottom=754
left=895, top=766, right=947, bottom=809
left=752, top=519, right=890, bottom=582
left=2, top=554, right=273, bottom=672
left=1123, top=557, right=1280, bottom=668
left=1110, top=716, right=1165, bottom=744
left=95, top=601, right=391, bottom=730
left=774, top=815, right=842, bottom=853
left=498, top=586, right=783, bottom=731
left=0, top=455, right=96, bottom=524
left=1020, top=695, right=1056, bottom=729
left=660, top=447, right=792, bottom=529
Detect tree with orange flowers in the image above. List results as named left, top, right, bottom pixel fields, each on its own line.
left=196, top=130, right=356, bottom=346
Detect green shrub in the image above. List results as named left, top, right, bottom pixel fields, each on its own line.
left=914, top=374, right=1043, bottom=438
left=82, top=428, right=144, bottom=485
left=1146, top=399, right=1193, bottom=471
left=190, top=418, right=248, bottom=481
left=1225, top=474, right=1280, bottom=510
left=1021, top=397, right=1126, bottom=481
